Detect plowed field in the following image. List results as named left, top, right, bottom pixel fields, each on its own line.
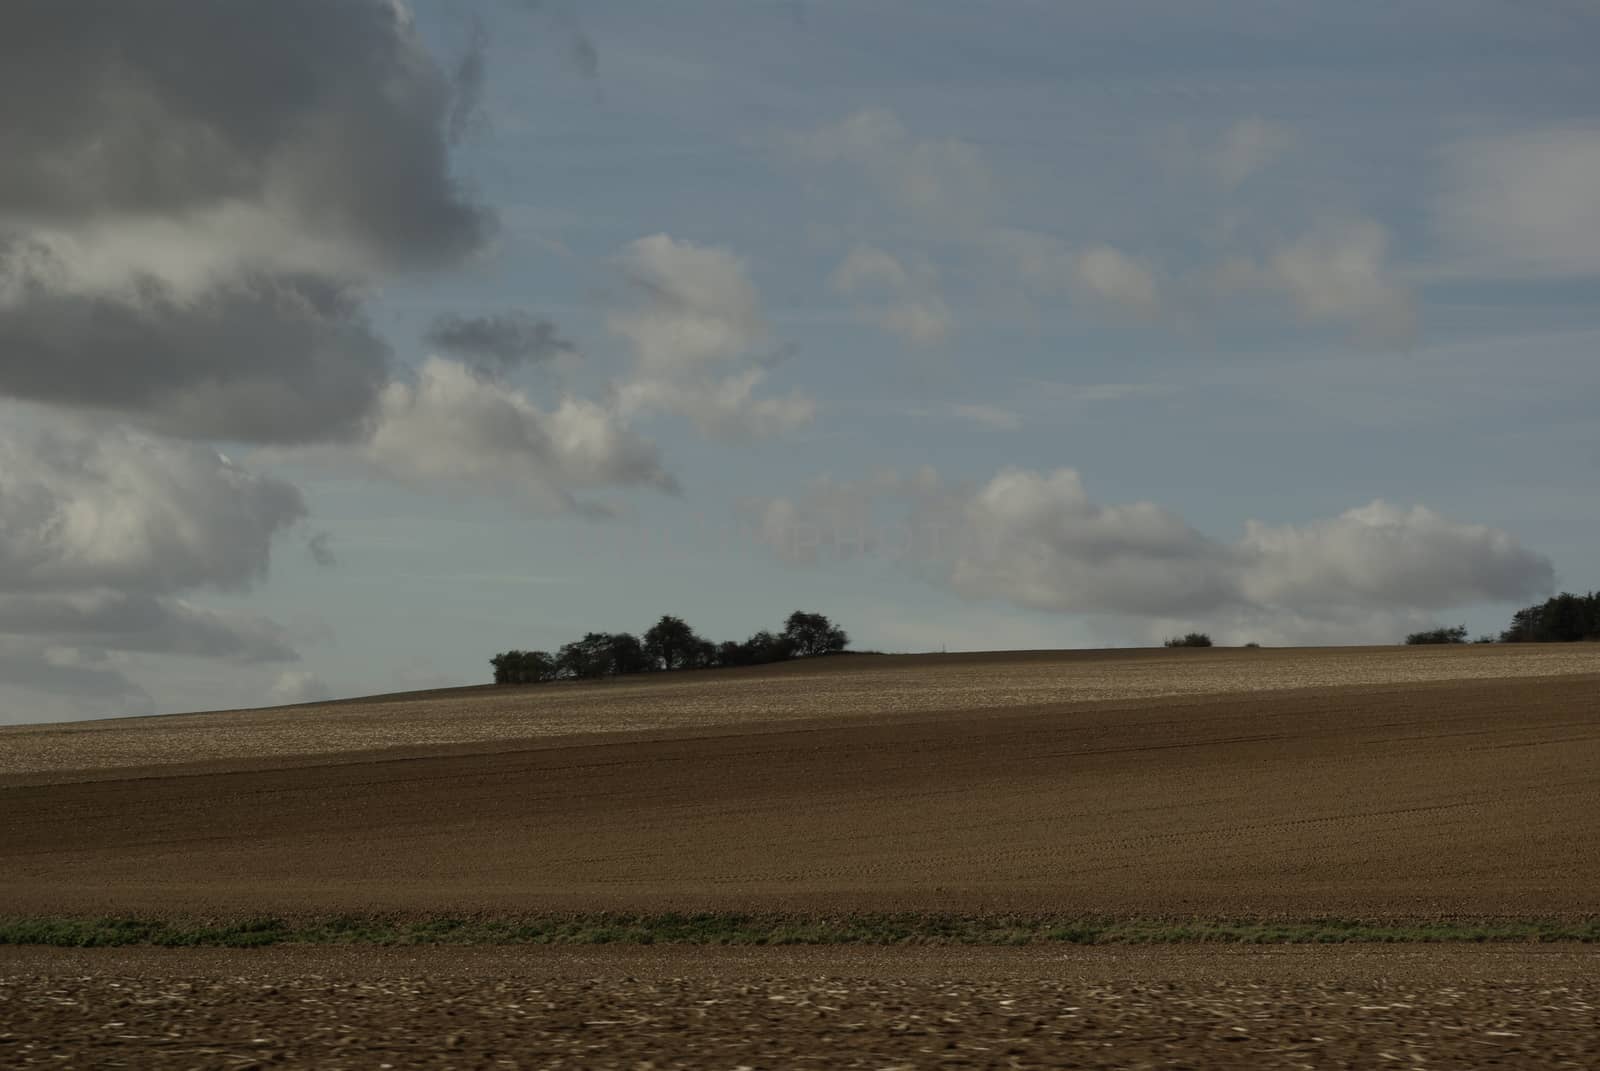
left=3, top=946, right=1596, bottom=1069
left=3, top=646, right=1598, bottom=917
left=6, top=646, right=1599, bottom=1068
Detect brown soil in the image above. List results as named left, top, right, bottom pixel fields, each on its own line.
left=6, top=644, right=1598, bottom=778
left=3, top=656, right=1598, bottom=918
left=2, top=946, right=1596, bottom=1069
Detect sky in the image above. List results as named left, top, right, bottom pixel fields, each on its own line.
left=2, top=0, right=1597, bottom=723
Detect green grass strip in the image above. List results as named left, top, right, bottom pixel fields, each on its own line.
left=2, top=913, right=1599, bottom=948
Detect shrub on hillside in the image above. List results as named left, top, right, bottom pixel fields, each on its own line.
left=1164, top=633, right=1213, bottom=648
left=1404, top=625, right=1468, bottom=645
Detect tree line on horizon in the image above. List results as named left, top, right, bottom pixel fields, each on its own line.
left=1405, top=591, right=1600, bottom=645
left=491, top=611, right=850, bottom=684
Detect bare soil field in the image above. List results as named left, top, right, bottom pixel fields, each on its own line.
left=3, top=648, right=1598, bottom=918
left=2, top=946, right=1596, bottom=1069
left=5, top=644, right=1599, bottom=778
left=6, top=646, right=1600, bottom=1067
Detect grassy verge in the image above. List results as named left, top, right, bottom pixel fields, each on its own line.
left=2, top=913, right=1598, bottom=948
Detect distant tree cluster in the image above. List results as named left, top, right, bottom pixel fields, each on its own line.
left=1398, top=592, right=1600, bottom=647
left=491, top=611, right=850, bottom=684
left=1164, top=632, right=1213, bottom=648
left=1498, top=592, right=1600, bottom=643
left=1404, top=625, right=1468, bottom=645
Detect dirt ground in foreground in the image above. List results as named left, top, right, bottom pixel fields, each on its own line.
left=4, top=671, right=1599, bottom=917
left=2, top=946, right=1595, bottom=1069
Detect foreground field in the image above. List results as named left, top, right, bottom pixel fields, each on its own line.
left=3, top=946, right=1595, bottom=1069
left=6, top=646, right=1599, bottom=1067
left=3, top=648, right=1598, bottom=918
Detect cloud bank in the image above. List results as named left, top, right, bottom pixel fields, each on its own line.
left=751, top=466, right=1554, bottom=644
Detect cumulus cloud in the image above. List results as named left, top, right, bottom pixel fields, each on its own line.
left=1215, top=220, right=1415, bottom=343
left=0, top=256, right=390, bottom=443
left=611, top=235, right=768, bottom=374
left=0, top=592, right=295, bottom=662
left=425, top=310, right=577, bottom=372
left=829, top=246, right=953, bottom=344
left=0, top=418, right=307, bottom=713
left=0, top=422, right=306, bottom=595
left=348, top=357, right=677, bottom=513
left=1436, top=125, right=1600, bottom=278
left=0, top=639, right=150, bottom=709
left=618, top=369, right=814, bottom=442
left=0, top=0, right=490, bottom=443
left=448, top=17, right=489, bottom=144
left=610, top=234, right=814, bottom=439
left=0, top=0, right=486, bottom=266
left=748, top=466, right=1553, bottom=641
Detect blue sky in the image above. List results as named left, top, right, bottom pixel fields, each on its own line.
left=2, top=1, right=1597, bottom=720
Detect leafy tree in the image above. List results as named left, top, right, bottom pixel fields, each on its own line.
left=782, top=610, right=849, bottom=657
left=608, top=632, right=651, bottom=675
left=690, top=638, right=718, bottom=669
left=493, top=611, right=851, bottom=682
left=558, top=632, right=626, bottom=679
left=644, top=614, right=703, bottom=671
left=1164, top=632, right=1213, bottom=648
left=491, top=649, right=555, bottom=684
left=1500, top=592, right=1600, bottom=643
left=744, top=629, right=795, bottom=664
left=1405, top=625, right=1468, bottom=645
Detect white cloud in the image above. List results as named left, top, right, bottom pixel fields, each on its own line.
left=1436, top=125, right=1600, bottom=278
left=610, top=234, right=767, bottom=374
left=0, top=416, right=308, bottom=715
left=610, top=234, right=814, bottom=440
left=618, top=367, right=814, bottom=442
left=747, top=465, right=1553, bottom=642
left=1236, top=501, right=1552, bottom=610
left=1216, top=220, right=1415, bottom=343
left=949, top=469, right=1232, bottom=615
left=0, top=420, right=305, bottom=595
left=351, top=357, right=677, bottom=512
left=829, top=245, right=953, bottom=344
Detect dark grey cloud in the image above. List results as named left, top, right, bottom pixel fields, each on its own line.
left=0, top=0, right=493, bottom=444
left=424, top=311, right=577, bottom=371
left=0, top=643, right=150, bottom=705
left=0, top=253, right=390, bottom=443
left=0, top=0, right=489, bottom=266
left=0, top=593, right=296, bottom=662
left=449, top=17, right=490, bottom=145
left=306, top=532, right=337, bottom=568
